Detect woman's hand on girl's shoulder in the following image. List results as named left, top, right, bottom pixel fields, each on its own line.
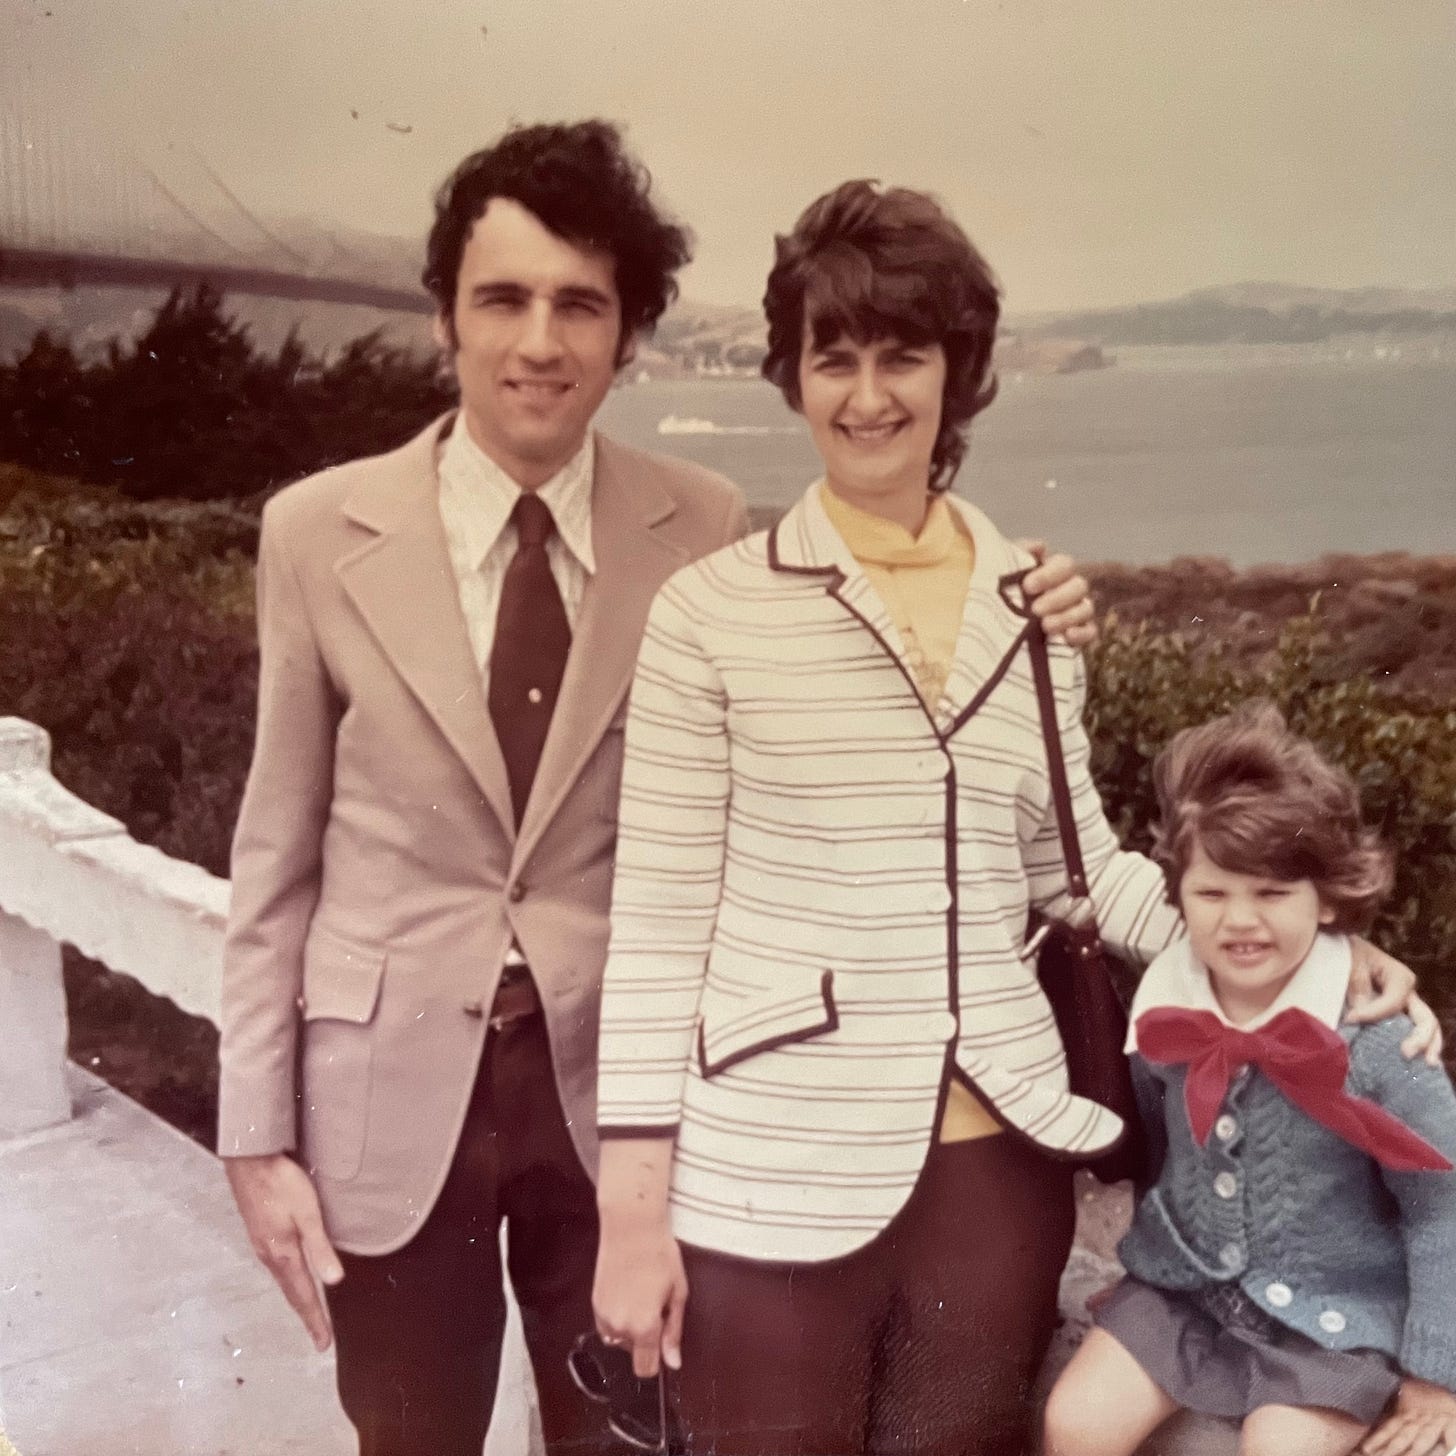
left=1358, top=1375, right=1456, bottom=1455
left=1345, top=938, right=1445, bottom=1067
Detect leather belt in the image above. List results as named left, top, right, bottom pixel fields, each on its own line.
left=489, top=964, right=542, bottom=1032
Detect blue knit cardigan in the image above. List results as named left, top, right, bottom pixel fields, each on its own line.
left=1119, top=1013, right=1456, bottom=1390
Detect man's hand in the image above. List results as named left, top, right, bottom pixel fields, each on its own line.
left=1359, top=1376, right=1456, bottom=1456
left=225, top=1153, right=343, bottom=1352
left=1018, top=540, right=1097, bottom=649
left=1346, top=938, right=1445, bottom=1066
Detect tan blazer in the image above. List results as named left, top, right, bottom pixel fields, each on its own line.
left=218, top=413, right=746, bottom=1254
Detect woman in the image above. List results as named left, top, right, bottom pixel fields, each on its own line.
left=591, top=181, right=1427, bottom=1456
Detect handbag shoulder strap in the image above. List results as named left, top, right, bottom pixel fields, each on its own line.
left=1024, top=617, right=1090, bottom=899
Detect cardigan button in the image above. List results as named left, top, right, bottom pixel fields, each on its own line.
left=1266, top=1282, right=1293, bottom=1308
left=1214, top=1114, right=1238, bottom=1142
left=925, top=886, right=952, bottom=913
left=1318, top=1309, right=1347, bottom=1334
left=1213, top=1171, right=1238, bottom=1200
left=1219, top=1243, right=1244, bottom=1272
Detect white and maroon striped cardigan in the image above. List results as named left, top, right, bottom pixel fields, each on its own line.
left=596, top=482, right=1180, bottom=1262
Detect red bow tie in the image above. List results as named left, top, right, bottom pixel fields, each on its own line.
left=1135, top=1006, right=1451, bottom=1174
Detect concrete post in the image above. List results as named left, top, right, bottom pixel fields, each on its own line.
left=0, top=720, right=71, bottom=1136
left=0, top=908, right=70, bottom=1136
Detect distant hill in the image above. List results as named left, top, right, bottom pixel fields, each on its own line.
left=0, top=284, right=437, bottom=363
left=643, top=299, right=765, bottom=375
left=638, top=302, right=1113, bottom=378
left=7, top=251, right=1455, bottom=368
left=0, top=216, right=435, bottom=362
left=1183, top=281, right=1456, bottom=313
left=1014, top=282, right=1456, bottom=347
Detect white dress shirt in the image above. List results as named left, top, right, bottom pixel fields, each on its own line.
left=436, top=413, right=597, bottom=685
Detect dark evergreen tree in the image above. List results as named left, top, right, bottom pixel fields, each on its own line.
left=0, top=287, right=452, bottom=502
left=1, top=330, right=90, bottom=479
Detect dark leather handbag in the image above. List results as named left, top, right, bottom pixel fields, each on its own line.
left=1025, top=617, right=1147, bottom=1185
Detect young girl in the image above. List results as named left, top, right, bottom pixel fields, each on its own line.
left=1044, top=703, right=1456, bottom=1456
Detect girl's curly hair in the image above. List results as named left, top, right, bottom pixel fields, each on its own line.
left=1152, top=701, right=1392, bottom=931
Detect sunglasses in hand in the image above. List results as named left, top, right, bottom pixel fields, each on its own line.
left=567, top=1330, right=683, bottom=1454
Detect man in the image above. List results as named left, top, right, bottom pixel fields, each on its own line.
left=218, top=119, right=1097, bottom=1456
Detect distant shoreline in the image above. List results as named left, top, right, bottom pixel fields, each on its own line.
left=625, top=333, right=1456, bottom=388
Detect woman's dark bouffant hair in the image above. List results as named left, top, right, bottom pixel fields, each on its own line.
left=1151, top=702, right=1393, bottom=932
left=422, top=119, right=691, bottom=357
left=760, top=180, right=1001, bottom=492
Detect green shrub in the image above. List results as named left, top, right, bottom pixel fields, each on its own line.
left=0, top=517, right=256, bottom=875
left=1087, top=615, right=1456, bottom=1022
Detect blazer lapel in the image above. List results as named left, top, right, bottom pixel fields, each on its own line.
left=770, top=484, right=917, bottom=673
left=938, top=497, right=1033, bottom=729
left=771, top=485, right=1031, bottom=732
left=511, top=435, right=692, bottom=870
left=335, top=417, right=516, bottom=839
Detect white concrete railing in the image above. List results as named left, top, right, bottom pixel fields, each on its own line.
left=0, top=715, right=540, bottom=1454
left=0, top=717, right=228, bottom=1138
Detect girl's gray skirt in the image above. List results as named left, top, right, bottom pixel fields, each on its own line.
left=1093, top=1276, right=1399, bottom=1423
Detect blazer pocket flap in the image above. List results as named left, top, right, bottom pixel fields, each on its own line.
left=301, top=932, right=386, bottom=1024
left=698, top=971, right=837, bottom=1078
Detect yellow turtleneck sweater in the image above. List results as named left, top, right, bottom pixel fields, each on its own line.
left=818, top=483, right=1001, bottom=1143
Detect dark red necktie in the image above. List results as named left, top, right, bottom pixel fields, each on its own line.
left=488, top=493, right=571, bottom=827
left=1136, top=1006, right=1451, bottom=1173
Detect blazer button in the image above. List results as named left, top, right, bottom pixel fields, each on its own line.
left=1318, top=1309, right=1347, bottom=1334
left=462, top=1000, right=485, bottom=1018
left=507, top=883, right=527, bottom=903
left=1265, top=1282, right=1293, bottom=1308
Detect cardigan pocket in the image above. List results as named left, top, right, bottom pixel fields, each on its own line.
left=697, top=971, right=838, bottom=1079
left=299, top=928, right=386, bottom=1182
left=1119, top=1186, right=1230, bottom=1289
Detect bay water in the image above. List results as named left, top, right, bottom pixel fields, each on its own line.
left=597, top=345, right=1456, bottom=566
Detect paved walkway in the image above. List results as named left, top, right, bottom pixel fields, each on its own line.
left=1, top=1067, right=1233, bottom=1456
left=0, top=1066, right=537, bottom=1456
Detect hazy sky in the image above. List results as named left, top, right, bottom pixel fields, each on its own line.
left=5, top=0, right=1454, bottom=312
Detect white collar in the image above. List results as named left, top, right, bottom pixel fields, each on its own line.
left=438, top=413, right=596, bottom=575
left=1126, top=931, right=1352, bottom=1052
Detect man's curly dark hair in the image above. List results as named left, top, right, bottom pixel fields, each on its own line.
left=761, top=180, right=1001, bottom=492
left=423, top=119, right=691, bottom=360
